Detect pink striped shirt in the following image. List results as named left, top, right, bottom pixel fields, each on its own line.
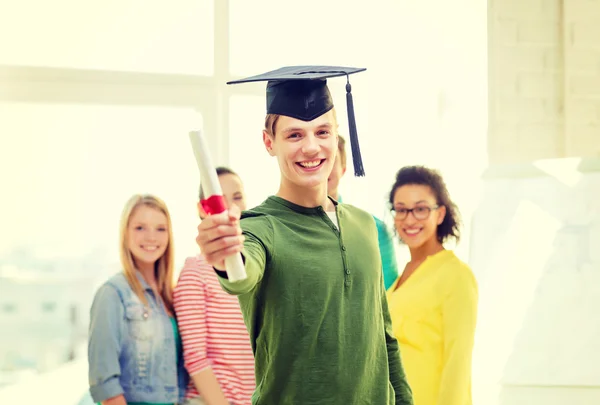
left=173, top=255, right=255, bottom=404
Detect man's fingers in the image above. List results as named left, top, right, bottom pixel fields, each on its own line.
left=197, top=232, right=244, bottom=255
left=195, top=207, right=244, bottom=269
left=227, top=205, right=242, bottom=221
left=197, top=223, right=242, bottom=243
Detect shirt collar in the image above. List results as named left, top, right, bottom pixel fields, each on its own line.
left=134, top=270, right=154, bottom=292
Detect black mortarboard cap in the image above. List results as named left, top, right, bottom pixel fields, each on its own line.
left=227, top=65, right=366, bottom=176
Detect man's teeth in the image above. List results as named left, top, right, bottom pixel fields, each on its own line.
left=299, top=160, right=321, bottom=168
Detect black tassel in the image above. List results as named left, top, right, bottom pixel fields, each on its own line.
left=345, top=79, right=365, bottom=177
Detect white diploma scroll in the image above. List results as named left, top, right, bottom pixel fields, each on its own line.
left=189, top=130, right=247, bottom=282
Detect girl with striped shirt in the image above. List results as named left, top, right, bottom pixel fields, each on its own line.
left=173, top=167, right=255, bottom=405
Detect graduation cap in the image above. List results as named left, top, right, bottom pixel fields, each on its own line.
left=227, top=65, right=367, bottom=177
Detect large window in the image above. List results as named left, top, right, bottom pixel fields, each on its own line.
left=229, top=0, right=373, bottom=76
left=0, top=1, right=488, bottom=403
left=0, top=103, right=203, bottom=403
left=0, top=103, right=202, bottom=270
left=228, top=0, right=488, bottom=262
left=228, top=95, right=280, bottom=207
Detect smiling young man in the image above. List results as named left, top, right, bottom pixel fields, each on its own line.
left=195, top=66, right=413, bottom=405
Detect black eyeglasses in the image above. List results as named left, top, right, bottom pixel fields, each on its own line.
left=391, top=205, right=439, bottom=220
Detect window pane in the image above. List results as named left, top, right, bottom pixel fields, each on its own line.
left=229, top=0, right=376, bottom=76
left=228, top=95, right=279, bottom=207
left=0, top=103, right=202, bottom=264
left=0, top=103, right=203, bottom=391
left=0, top=0, right=214, bottom=75
left=228, top=0, right=490, bottom=400
left=229, top=0, right=487, bottom=258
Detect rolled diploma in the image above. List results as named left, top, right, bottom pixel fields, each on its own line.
left=188, top=130, right=247, bottom=282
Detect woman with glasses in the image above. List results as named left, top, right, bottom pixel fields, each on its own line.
left=386, top=166, right=478, bottom=405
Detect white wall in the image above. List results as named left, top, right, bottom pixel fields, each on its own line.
left=470, top=158, right=600, bottom=404
left=488, top=0, right=600, bottom=163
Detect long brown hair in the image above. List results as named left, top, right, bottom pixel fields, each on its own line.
left=119, top=194, right=175, bottom=313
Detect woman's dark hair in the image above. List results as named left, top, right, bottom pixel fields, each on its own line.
left=199, top=166, right=238, bottom=200
left=388, top=165, right=461, bottom=243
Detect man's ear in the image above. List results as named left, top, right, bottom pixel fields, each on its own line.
left=263, top=130, right=275, bottom=156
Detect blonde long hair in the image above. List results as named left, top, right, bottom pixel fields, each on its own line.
left=119, top=194, right=175, bottom=313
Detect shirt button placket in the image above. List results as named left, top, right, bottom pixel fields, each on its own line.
left=341, top=245, right=350, bottom=285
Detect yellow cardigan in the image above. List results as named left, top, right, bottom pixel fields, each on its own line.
left=387, top=250, right=478, bottom=405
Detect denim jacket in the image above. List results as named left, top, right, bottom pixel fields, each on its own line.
left=88, top=272, right=188, bottom=403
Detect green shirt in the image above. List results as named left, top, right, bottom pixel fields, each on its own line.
left=217, top=196, right=413, bottom=405
left=338, top=194, right=399, bottom=289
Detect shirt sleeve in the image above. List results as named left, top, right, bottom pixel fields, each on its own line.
left=216, top=216, right=272, bottom=295
left=88, top=284, right=125, bottom=403
left=437, top=264, right=479, bottom=405
left=381, top=276, right=414, bottom=405
left=374, top=217, right=400, bottom=290
left=174, top=259, right=212, bottom=375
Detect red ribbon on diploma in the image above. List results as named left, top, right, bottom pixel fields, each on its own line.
left=201, top=195, right=227, bottom=215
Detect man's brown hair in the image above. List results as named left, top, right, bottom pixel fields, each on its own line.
left=337, top=134, right=347, bottom=169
